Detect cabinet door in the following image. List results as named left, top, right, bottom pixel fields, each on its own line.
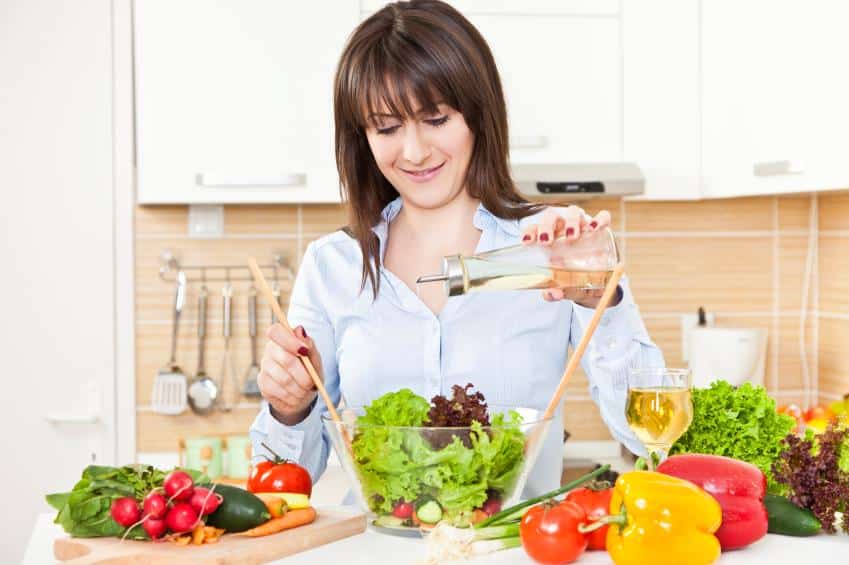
left=622, top=0, right=701, bottom=200
left=702, top=1, right=849, bottom=198
left=467, top=12, right=622, bottom=164
left=135, top=1, right=359, bottom=204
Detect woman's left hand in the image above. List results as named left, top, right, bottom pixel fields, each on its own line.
left=520, top=205, right=613, bottom=307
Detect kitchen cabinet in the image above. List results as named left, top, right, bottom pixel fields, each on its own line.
left=134, top=0, right=359, bottom=204
left=701, top=0, right=849, bottom=198
left=622, top=1, right=702, bottom=200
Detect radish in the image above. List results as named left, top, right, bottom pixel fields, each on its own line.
left=110, top=497, right=141, bottom=527
left=190, top=487, right=222, bottom=516
left=143, top=492, right=168, bottom=520
left=142, top=517, right=167, bottom=540
left=482, top=497, right=502, bottom=516
left=163, top=470, right=194, bottom=502
left=166, top=502, right=199, bottom=533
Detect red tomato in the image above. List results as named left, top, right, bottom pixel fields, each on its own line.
left=520, top=500, right=588, bottom=564
left=258, top=461, right=312, bottom=496
left=804, top=405, right=834, bottom=423
left=247, top=460, right=275, bottom=493
left=564, top=487, right=613, bottom=550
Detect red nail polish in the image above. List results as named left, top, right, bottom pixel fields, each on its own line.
left=522, top=234, right=531, bottom=242
left=539, top=233, right=549, bottom=242
left=590, top=221, right=598, bottom=229
left=302, top=327, right=309, bottom=339
left=566, top=227, right=575, bottom=237
left=297, top=346, right=309, bottom=356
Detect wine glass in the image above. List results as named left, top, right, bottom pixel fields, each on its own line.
left=625, top=368, right=693, bottom=470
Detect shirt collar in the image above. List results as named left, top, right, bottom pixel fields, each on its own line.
left=371, top=196, right=521, bottom=252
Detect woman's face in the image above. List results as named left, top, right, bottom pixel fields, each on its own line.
left=364, top=102, right=474, bottom=210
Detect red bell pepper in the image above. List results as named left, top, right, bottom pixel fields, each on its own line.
left=657, top=453, right=768, bottom=550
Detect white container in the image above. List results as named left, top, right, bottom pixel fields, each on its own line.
left=688, top=327, right=767, bottom=388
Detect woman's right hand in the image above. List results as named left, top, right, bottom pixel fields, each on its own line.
left=258, top=324, right=323, bottom=425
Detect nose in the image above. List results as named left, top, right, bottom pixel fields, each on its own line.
left=401, top=123, right=431, bottom=165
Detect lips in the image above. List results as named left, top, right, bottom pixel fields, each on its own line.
left=400, top=162, right=445, bottom=183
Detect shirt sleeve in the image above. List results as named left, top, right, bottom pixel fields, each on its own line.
left=248, top=241, right=340, bottom=484
left=568, top=275, right=665, bottom=456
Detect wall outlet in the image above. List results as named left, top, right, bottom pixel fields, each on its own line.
left=681, top=312, right=716, bottom=362
left=188, top=204, right=224, bottom=238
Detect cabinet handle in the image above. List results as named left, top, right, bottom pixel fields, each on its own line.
left=752, top=160, right=805, bottom=177
left=510, top=136, right=548, bottom=149
left=45, top=414, right=99, bottom=424
left=195, top=173, right=307, bottom=187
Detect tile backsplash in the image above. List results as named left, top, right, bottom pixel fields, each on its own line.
left=135, top=194, right=849, bottom=452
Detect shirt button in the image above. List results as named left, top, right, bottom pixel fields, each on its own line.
left=607, top=338, right=617, bottom=349
left=600, top=316, right=610, bottom=327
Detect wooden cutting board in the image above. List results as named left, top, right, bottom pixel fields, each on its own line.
left=53, top=508, right=367, bottom=564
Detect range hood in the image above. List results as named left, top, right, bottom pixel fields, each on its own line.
left=511, top=163, right=645, bottom=201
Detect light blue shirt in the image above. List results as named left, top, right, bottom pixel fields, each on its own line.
left=250, top=197, right=663, bottom=501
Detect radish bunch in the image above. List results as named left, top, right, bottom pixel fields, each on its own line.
left=109, top=470, right=222, bottom=540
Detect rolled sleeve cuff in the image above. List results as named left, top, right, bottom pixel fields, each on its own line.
left=571, top=285, right=647, bottom=350
left=254, top=399, right=322, bottom=465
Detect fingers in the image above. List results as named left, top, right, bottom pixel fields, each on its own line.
left=267, top=323, right=309, bottom=355
left=521, top=224, right=538, bottom=245
left=533, top=206, right=598, bottom=245
left=259, top=324, right=321, bottom=415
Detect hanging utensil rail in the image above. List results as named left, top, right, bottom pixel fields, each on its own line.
left=159, top=250, right=294, bottom=283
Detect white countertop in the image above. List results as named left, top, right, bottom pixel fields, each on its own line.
left=25, top=508, right=849, bottom=564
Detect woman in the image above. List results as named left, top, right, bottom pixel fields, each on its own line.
left=250, top=0, right=663, bottom=498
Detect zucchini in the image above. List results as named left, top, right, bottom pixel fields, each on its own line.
left=415, top=499, right=443, bottom=524
left=203, top=483, right=270, bottom=533
left=764, top=494, right=821, bottom=536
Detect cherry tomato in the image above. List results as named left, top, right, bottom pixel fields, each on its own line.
left=777, top=404, right=804, bottom=433
left=520, top=500, right=588, bottom=564
left=564, top=487, right=613, bottom=550
left=392, top=501, right=414, bottom=519
left=804, top=405, right=834, bottom=423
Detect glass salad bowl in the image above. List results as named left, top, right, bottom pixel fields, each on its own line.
left=322, top=404, right=552, bottom=536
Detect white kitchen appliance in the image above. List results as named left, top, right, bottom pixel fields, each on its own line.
left=688, top=326, right=768, bottom=388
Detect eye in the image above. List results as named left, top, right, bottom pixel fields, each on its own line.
left=425, top=116, right=449, bottom=127
left=375, top=125, right=401, bottom=135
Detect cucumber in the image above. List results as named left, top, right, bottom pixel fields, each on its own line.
left=415, top=499, right=443, bottom=524
left=203, top=483, right=270, bottom=533
left=373, top=515, right=408, bottom=528
left=764, top=494, right=821, bottom=536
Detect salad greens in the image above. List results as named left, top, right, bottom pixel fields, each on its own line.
left=351, top=387, right=526, bottom=523
left=46, top=464, right=207, bottom=538
left=669, top=381, right=795, bottom=490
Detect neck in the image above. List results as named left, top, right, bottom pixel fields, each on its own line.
left=394, top=193, right=481, bottom=253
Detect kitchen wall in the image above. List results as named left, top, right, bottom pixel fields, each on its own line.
left=818, top=193, right=849, bottom=406
left=135, top=193, right=848, bottom=451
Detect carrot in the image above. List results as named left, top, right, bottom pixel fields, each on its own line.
left=255, top=493, right=289, bottom=518
left=238, top=507, right=317, bottom=537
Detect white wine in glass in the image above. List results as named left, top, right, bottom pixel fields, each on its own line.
left=625, top=369, right=693, bottom=469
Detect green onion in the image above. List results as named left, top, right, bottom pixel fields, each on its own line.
left=475, top=464, right=611, bottom=528
left=423, top=522, right=521, bottom=563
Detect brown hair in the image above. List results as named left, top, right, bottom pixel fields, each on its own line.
left=333, top=0, right=541, bottom=296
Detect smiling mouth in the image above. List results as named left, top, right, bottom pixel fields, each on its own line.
left=401, top=162, right=445, bottom=177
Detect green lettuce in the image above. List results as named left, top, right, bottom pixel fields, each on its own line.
left=351, top=389, right=526, bottom=521
left=670, top=381, right=795, bottom=491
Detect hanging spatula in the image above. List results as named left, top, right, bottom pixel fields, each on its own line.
left=242, top=285, right=262, bottom=398
left=151, top=271, right=188, bottom=415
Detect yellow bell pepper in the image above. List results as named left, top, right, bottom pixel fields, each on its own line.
left=605, top=471, right=723, bottom=565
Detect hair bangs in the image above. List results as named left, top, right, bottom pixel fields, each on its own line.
left=353, top=38, right=455, bottom=128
